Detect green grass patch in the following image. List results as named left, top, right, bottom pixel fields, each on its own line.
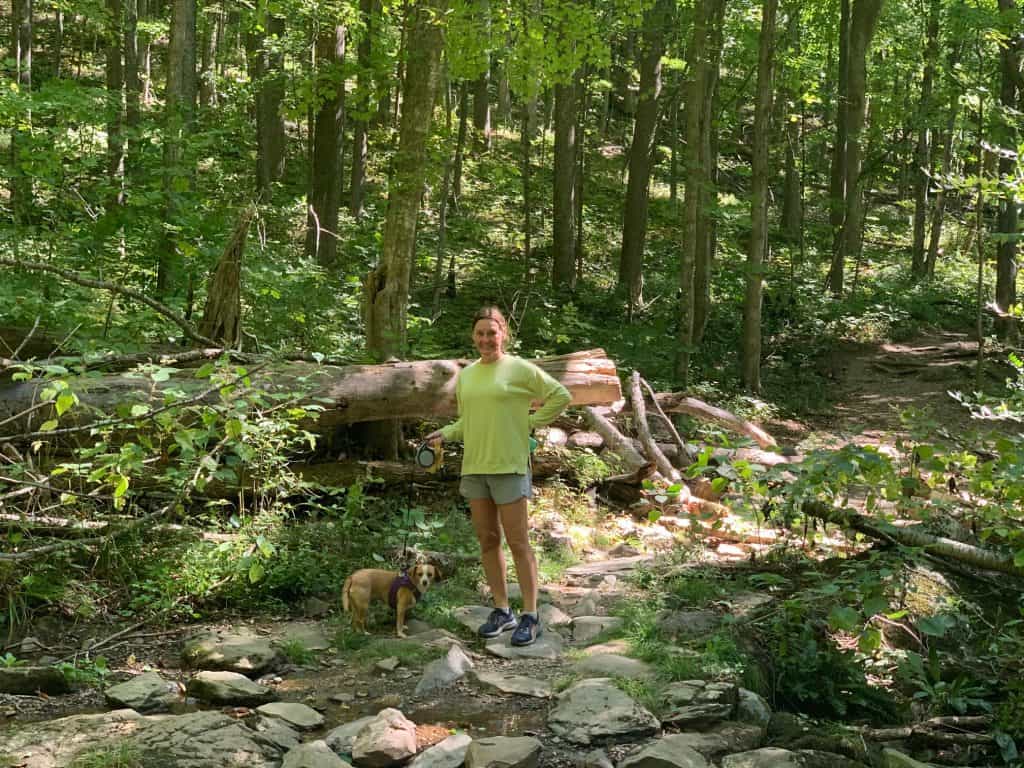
left=70, top=742, right=144, bottom=768
left=277, top=639, right=316, bottom=666
left=349, top=637, right=448, bottom=669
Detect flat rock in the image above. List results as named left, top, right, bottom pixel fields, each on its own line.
left=257, top=702, right=326, bottom=730
left=608, top=543, right=642, bottom=558
left=182, top=627, right=282, bottom=676
left=282, top=740, right=352, bottom=768
left=472, top=670, right=552, bottom=698
left=564, top=556, right=655, bottom=577
left=572, top=616, right=622, bottom=643
left=578, top=749, right=614, bottom=768
left=571, top=596, right=601, bottom=618
left=351, top=708, right=417, bottom=767
left=721, top=748, right=802, bottom=768
left=660, top=724, right=765, bottom=759
left=579, top=640, right=632, bottom=656
left=415, top=644, right=474, bottom=696
left=104, top=670, right=177, bottom=712
left=547, top=678, right=659, bottom=746
left=404, top=619, right=434, bottom=635
left=618, top=736, right=709, bottom=768
left=655, top=611, right=720, bottom=640
left=408, top=734, right=473, bottom=768
left=465, top=736, right=542, bottom=768
left=539, top=603, right=572, bottom=627
left=413, top=629, right=464, bottom=651
left=661, top=681, right=737, bottom=728
left=187, top=670, right=277, bottom=706
left=276, top=622, right=332, bottom=652
left=453, top=606, right=495, bottom=634
left=485, top=630, right=563, bottom=660
left=573, top=654, right=654, bottom=681
left=0, top=666, right=71, bottom=695
left=325, top=716, right=376, bottom=755
left=376, top=657, right=401, bottom=672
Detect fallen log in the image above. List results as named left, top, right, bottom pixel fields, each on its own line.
left=630, top=372, right=680, bottom=482
left=0, top=349, right=621, bottom=447
left=652, top=393, right=778, bottom=449
left=803, top=501, right=1024, bottom=578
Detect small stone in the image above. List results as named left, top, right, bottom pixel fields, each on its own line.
left=376, top=656, right=401, bottom=672
left=256, top=702, right=325, bottom=731
left=186, top=670, right=276, bottom=706
left=330, top=692, right=355, bottom=704
left=415, top=644, right=474, bottom=696
left=618, top=737, right=709, bottom=768
left=571, top=616, right=622, bottom=643
left=282, top=740, right=351, bottom=768
left=351, top=708, right=417, bottom=768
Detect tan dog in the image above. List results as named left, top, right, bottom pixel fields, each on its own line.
left=342, top=563, right=440, bottom=638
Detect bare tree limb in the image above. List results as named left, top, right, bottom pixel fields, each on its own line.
left=631, top=371, right=681, bottom=481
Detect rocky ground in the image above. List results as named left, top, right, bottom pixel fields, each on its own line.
left=0, top=334, right=1002, bottom=768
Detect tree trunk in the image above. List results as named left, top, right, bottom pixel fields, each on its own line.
left=198, top=9, right=217, bottom=107
left=574, top=72, right=588, bottom=286
left=741, top=0, right=777, bottom=394
left=473, top=71, right=491, bottom=149
left=105, top=0, right=124, bottom=209
left=254, top=13, right=287, bottom=193
left=124, top=0, right=141, bottom=131
left=362, top=0, right=448, bottom=458
left=618, top=0, right=671, bottom=316
left=198, top=205, right=255, bottom=347
left=349, top=0, right=373, bottom=219
left=452, top=82, right=469, bottom=202
left=994, top=0, right=1021, bottom=341
left=829, top=0, right=883, bottom=297
left=0, top=350, right=621, bottom=445
left=780, top=10, right=802, bottom=241
left=910, top=0, right=939, bottom=278
left=10, top=0, right=34, bottom=224
left=826, top=0, right=850, bottom=281
left=305, top=26, right=347, bottom=267
left=521, top=97, right=533, bottom=265
left=157, top=0, right=197, bottom=296
left=925, top=44, right=963, bottom=277
left=552, top=78, right=578, bottom=290
left=431, top=70, right=454, bottom=317
left=497, top=61, right=512, bottom=125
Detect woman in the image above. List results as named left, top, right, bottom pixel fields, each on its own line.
left=426, top=307, right=571, bottom=646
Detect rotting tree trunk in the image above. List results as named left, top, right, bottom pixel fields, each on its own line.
left=362, top=0, right=448, bottom=458
left=618, top=0, right=671, bottom=317
left=741, top=0, right=777, bottom=394
left=198, top=205, right=256, bottom=348
left=0, top=350, right=621, bottom=445
left=305, top=26, right=347, bottom=267
left=910, top=0, right=939, bottom=278
left=552, top=78, right=578, bottom=290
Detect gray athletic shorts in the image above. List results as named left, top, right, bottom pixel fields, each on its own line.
left=459, top=471, right=533, bottom=505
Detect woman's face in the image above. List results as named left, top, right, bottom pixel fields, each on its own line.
left=473, top=318, right=506, bottom=362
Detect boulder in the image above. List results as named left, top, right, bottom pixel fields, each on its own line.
left=657, top=724, right=764, bottom=759
left=351, top=708, right=417, bottom=767
left=0, top=666, right=71, bottom=695
left=618, top=737, right=709, bottom=768
left=256, top=702, right=326, bottom=731
left=453, top=606, right=495, bottom=634
left=721, top=748, right=802, bottom=768
left=282, top=740, right=353, bottom=768
left=660, top=680, right=737, bottom=728
left=485, top=631, right=562, bottom=660
left=736, top=689, right=771, bottom=730
left=415, top=644, right=474, bottom=696
left=104, top=671, right=177, bottom=712
left=547, top=678, right=659, bottom=746
left=408, top=734, right=473, bottom=768
left=186, top=670, right=276, bottom=706
left=465, top=736, right=542, bottom=768
left=538, top=604, right=572, bottom=627
left=573, top=654, right=654, bottom=681
left=182, top=628, right=282, bottom=676
left=275, top=622, right=332, bottom=652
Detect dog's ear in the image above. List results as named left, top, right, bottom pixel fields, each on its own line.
left=431, top=564, right=443, bottom=582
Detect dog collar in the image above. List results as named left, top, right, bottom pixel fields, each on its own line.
left=388, top=570, right=422, bottom=609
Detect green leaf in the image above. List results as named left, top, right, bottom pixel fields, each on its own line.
left=226, top=419, right=243, bottom=439
left=40, top=420, right=59, bottom=432
left=113, top=475, right=129, bottom=498
left=256, top=536, right=275, bottom=558
left=857, top=627, right=882, bottom=653
left=827, top=605, right=860, bottom=631
left=918, top=615, right=952, bottom=637
left=248, top=562, right=265, bottom=583
left=130, top=404, right=149, bottom=418
left=55, top=393, right=76, bottom=416
left=195, top=363, right=215, bottom=378
left=862, top=596, right=889, bottom=617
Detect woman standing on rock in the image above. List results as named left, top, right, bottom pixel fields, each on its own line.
left=426, top=306, right=571, bottom=646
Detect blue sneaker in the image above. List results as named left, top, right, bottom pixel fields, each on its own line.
left=478, top=608, right=517, bottom=638
left=511, top=614, right=542, bottom=646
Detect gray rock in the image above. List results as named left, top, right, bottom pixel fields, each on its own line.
left=472, top=670, right=552, bottom=698
left=187, top=670, right=277, bottom=706
left=0, top=708, right=298, bottom=768
left=256, top=702, right=326, bottom=730
left=608, top=543, right=641, bottom=558
left=485, top=630, right=563, bottom=660
left=351, top=708, right=417, bottom=767
left=104, top=670, right=177, bottom=712
left=736, top=689, right=772, bottom=729
left=579, top=640, right=632, bottom=656
left=413, top=629, right=464, bottom=651
left=283, top=740, right=353, bottom=768
left=661, top=680, right=737, bottom=728
left=330, top=692, right=356, bottom=704
left=0, top=666, right=71, bottom=695
left=564, top=556, right=655, bottom=577
left=415, top=644, right=474, bottom=696
left=572, top=616, right=622, bottom=643
left=182, top=628, right=282, bottom=676
left=465, top=736, right=542, bottom=768
left=579, top=749, right=614, bottom=768
left=548, top=678, right=659, bottom=746
left=302, top=596, right=334, bottom=618
left=657, top=724, right=764, bottom=759
left=539, top=603, right=572, bottom=627
left=454, top=605, right=497, bottom=634
left=655, top=611, right=720, bottom=640
left=325, top=716, right=376, bottom=755
left=796, top=750, right=871, bottom=768
left=404, top=619, right=434, bottom=635
left=573, top=654, right=654, bottom=681
left=376, top=657, right=401, bottom=672
left=882, top=748, right=935, bottom=768
left=571, top=596, right=600, bottom=618
left=408, top=734, right=473, bottom=768
left=618, top=736, right=709, bottom=768
left=276, top=622, right=332, bottom=652
left=721, top=748, right=802, bottom=768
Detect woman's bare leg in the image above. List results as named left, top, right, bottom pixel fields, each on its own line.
left=470, top=498, right=508, bottom=607
left=499, top=497, right=538, bottom=614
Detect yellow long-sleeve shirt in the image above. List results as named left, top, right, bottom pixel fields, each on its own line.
left=439, top=355, right=571, bottom=475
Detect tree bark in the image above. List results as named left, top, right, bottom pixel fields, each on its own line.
left=741, top=0, right=778, bottom=394
left=10, top=0, right=34, bottom=224
left=780, top=10, right=802, bottom=241
left=349, top=0, right=374, bottom=219
left=124, top=0, right=141, bottom=132
left=305, top=26, right=347, bottom=267
left=198, top=8, right=217, bottom=107
left=362, top=0, right=448, bottom=458
left=552, top=78, right=578, bottom=290
left=910, top=0, right=939, bottom=278
left=157, top=0, right=197, bottom=295
left=105, top=0, right=125, bottom=210
left=618, top=0, right=671, bottom=316
left=452, top=81, right=470, bottom=202
left=254, top=13, right=287, bottom=193
left=994, top=0, right=1021, bottom=341
left=826, top=0, right=850, bottom=279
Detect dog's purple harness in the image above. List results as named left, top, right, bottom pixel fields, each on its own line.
left=388, top=571, right=421, bottom=609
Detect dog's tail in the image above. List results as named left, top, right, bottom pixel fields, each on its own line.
left=342, top=575, right=352, bottom=613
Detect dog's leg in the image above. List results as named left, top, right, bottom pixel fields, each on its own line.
left=396, top=594, right=409, bottom=638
